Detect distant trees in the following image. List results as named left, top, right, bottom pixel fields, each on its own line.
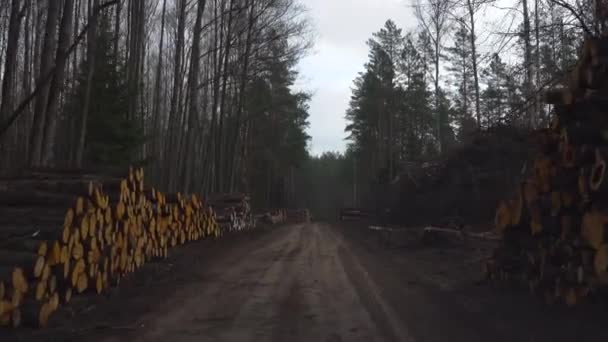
left=0, top=0, right=312, bottom=210
left=294, top=151, right=355, bottom=220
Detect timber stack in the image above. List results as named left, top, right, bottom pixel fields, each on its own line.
left=286, top=209, right=311, bottom=223
left=339, top=207, right=375, bottom=221
left=209, top=193, right=254, bottom=233
left=0, top=167, right=220, bottom=328
left=258, top=209, right=287, bottom=225
left=486, top=36, right=608, bottom=306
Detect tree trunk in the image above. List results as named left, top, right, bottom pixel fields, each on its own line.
left=113, top=0, right=121, bottom=67
left=216, top=0, right=235, bottom=192
left=0, top=0, right=24, bottom=135
left=535, top=0, right=542, bottom=124
left=207, top=0, right=223, bottom=193
left=74, top=0, right=99, bottom=168
left=466, top=0, right=481, bottom=128
left=164, top=0, right=187, bottom=191
left=41, top=0, right=75, bottom=166
left=434, top=36, right=441, bottom=154
left=28, top=0, right=60, bottom=167
left=182, top=0, right=207, bottom=193
left=21, top=0, right=33, bottom=159
left=522, top=0, right=534, bottom=127
left=126, top=0, right=144, bottom=122
left=151, top=0, right=167, bottom=176
left=0, top=0, right=25, bottom=172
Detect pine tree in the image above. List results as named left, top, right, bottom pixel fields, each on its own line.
left=245, top=33, right=311, bottom=208
left=446, top=23, right=475, bottom=132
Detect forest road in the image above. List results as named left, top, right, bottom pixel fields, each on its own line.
left=101, top=223, right=411, bottom=342
left=15, top=222, right=607, bottom=342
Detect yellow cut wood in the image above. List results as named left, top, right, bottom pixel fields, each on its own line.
left=595, top=244, right=608, bottom=278
left=582, top=211, right=605, bottom=249
left=37, top=241, right=48, bottom=257
left=75, top=197, right=84, bottom=216
left=13, top=268, right=28, bottom=293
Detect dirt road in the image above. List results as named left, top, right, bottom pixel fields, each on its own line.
left=5, top=223, right=608, bottom=342
left=103, top=223, right=408, bottom=342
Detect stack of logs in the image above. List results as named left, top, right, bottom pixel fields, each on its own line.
left=339, top=207, right=375, bottom=221
left=487, top=36, right=608, bottom=306
left=257, top=210, right=287, bottom=225
left=286, top=209, right=311, bottom=223
left=0, top=167, right=220, bottom=328
left=208, top=193, right=254, bottom=233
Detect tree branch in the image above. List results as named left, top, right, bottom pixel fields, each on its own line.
left=0, top=0, right=119, bottom=137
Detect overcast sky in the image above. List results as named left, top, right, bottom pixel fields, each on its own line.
left=295, top=0, right=416, bottom=156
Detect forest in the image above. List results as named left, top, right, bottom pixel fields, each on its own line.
left=0, top=0, right=601, bottom=216
left=0, top=0, right=312, bottom=211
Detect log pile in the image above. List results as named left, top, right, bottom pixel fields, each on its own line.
left=257, top=209, right=287, bottom=225
left=208, top=193, right=254, bottom=233
left=0, top=167, right=220, bottom=328
left=286, top=209, right=311, bottom=223
left=486, top=37, right=608, bottom=306
left=339, top=207, right=375, bottom=221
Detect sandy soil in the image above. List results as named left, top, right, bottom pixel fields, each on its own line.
left=3, top=222, right=608, bottom=342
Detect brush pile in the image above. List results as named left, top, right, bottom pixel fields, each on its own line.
left=487, top=37, right=608, bottom=306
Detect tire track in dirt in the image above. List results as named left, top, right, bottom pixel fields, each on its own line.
left=92, top=223, right=420, bottom=342
left=100, top=226, right=298, bottom=342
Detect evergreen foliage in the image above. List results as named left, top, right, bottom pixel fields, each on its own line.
left=65, top=16, right=143, bottom=167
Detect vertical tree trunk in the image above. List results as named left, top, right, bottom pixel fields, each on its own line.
left=0, top=0, right=24, bottom=124
left=216, top=0, right=235, bottom=192
left=29, top=0, right=60, bottom=166
left=126, top=0, right=144, bottom=122
left=0, top=0, right=24, bottom=171
left=72, top=0, right=81, bottom=92
left=228, top=0, right=255, bottom=191
left=22, top=0, right=32, bottom=158
left=41, top=0, right=75, bottom=166
left=434, top=40, right=441, bottom=153
left=534, top=0, right=541, bottom=124
left=114, top=0, right=121, bottom=67
left=164, top=0, right=187, bottom=191
left=151, top=0, right=167, bottom=175
left=74, top=0, right=99, bottom=168
left=182, top=0, right=207, bottom=193
left=206, top=0, right=223, bottom=193
left=466, top=0, right=481, bottom=128
left=33, top=1, right=43, bottom=84
left=522, top=0, right=533, bottom=127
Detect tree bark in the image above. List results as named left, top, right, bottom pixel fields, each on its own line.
left=74, top=0, right=99, bottom=168
left=522, top=0, right=534, bottom=127
left=0, top=0, right=24, bottom=132
left=216, top=0, right=235, bottom=192
left=466, top=0, right=481, bottom=128
left=164, top=0, right=187, bottom=191
left=535, top=0, right=542, bottom=124
left=21, top=0, right=33, bottom=159
left=182, top=0, right=207, bottom=193
left=41, top=0, right=75, bottom=166
left=113, top=0, right=121, bottom=67
left=28, top=0, right=60, bottom=166
left=151, top=0, right=167, bottom=175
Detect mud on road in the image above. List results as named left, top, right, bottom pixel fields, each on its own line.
left=4, top=223, right=608, bottom=342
